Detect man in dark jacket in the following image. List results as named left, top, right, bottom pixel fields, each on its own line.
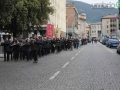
left=31, top=36, right=40, bottom=63
left=1, top=37, right=10, bottom=61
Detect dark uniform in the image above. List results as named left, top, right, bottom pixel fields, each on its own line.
left=55, top=38, right=61, bottom=53
left=24, top=40, right=31, bottom=61
left=1, top=39, right=10, bottom=61
left=31, top=38, right=40, bottom=63
left=64, top=38, right=68, bottom=51
left=68, top=38, right=73, bottom=50
left=51, top=38, right=56, bottom=53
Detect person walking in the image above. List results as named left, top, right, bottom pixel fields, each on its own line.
left=91, top=38, right=94, bottom=44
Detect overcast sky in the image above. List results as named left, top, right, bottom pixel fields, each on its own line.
left=74, top=0, right=118, bottom=5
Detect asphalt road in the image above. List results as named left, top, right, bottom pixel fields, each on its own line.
left=0, top=42, right=120, bottom=90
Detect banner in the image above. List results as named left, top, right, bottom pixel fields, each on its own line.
left=55, top=28, right=61, bottom=38
left=51, top=24, right=54, bottom=37
left=46, top=24, right=54, bottom=38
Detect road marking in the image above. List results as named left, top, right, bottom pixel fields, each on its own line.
left=107, top=48, right=115, bottom=54
left=81, top=47, right=85, bottom=51
left=62, top=62, right=69, bottom=68
left=50, top=71, right=60, bottom=80
left=110, top=72, right=112, bottom=75
left=71, top=57, right=75, bottom=60
left=76, top=53, right=78, bottom=56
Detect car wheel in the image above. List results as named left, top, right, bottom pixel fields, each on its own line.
left=118, top=51, right=120, bottom=54
left=117, top=50, right=118, bottom=53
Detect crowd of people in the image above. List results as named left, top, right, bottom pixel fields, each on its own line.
left=0, top=35, right=81, bottom=63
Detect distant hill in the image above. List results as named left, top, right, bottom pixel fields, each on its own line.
left=66, top=0, right=118, bottom=23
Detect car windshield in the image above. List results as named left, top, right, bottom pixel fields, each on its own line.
left=112, top=39, right=118, bottom=41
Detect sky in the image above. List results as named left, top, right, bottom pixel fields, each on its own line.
left=74, top=0, right=118, bottom=5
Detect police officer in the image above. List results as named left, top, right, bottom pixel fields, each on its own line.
left=11, top=38, right=20, bottom=61
left=31, top=35, right=40, bottom=63
left=55, top=38, right=60, bottom=53
left=51, top=37, right=56, bottom=53
left=1, top=37, right=10, bottom=62
left=24, top=38, right=31, bottom=61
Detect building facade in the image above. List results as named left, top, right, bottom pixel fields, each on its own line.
left=78, top=13, right=86, bottom=38
left=101, top=14, right=119, bottom=37
left=28, top=0, right=66, bottom=38
left=66, top=2, right=78, bottom=37
left=90, top=22, right=102, bottom=39
left=86, top=23, right=90, bottom=39
left=48, top=0, right=66, bottom=37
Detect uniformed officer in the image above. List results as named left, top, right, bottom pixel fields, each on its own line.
left=55, top=38, right=60, bottom=53
left=1, top=37, right=10, bottom=62
left=31, top=35, right=40, bottom=63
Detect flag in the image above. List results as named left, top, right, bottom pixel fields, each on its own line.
left=37, top=31, right=40, bottom=36
left=55, top=28, right=61, bottom=38
left=51, top=24, right=54, bottom=37
left=46, top=24, right=54, bottom=38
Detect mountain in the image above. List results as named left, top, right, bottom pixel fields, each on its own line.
left=66, top=0, right=118, bottom=23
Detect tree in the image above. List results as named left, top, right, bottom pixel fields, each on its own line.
left=0, top=0, right=54, bottom=37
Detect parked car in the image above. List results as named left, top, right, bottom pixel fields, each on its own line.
left=102, top=38, right=109, bottom=45
left=106, top=38, right=119, bottom=48
left=117, top=43, right=120, bottom=54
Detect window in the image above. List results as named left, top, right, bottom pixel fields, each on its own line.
left=110, top=29, right=112, bottom=32
left=110, top=19, right=112, bottom=22
left=107, top=25, right=108, bottom=28
left=94, top=26, right=96, bottom=29
left=110, top=24, right=112, bottom=27
left=107, top=30, right=109, bottom=33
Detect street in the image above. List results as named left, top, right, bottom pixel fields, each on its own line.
left=0, top=42, right=120, bottom=90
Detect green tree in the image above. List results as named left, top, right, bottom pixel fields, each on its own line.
left=0, top=0, right=54, bottom=37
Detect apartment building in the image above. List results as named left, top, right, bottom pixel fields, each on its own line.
left=78, top=13, right=86, bottom=38
left=47, top=0, right=66, bottom=37
left=101, top=14, right=119, bottom=37
left=66, top=2, right=78, bottom=37
left=90, top=22, right=102, bottom=39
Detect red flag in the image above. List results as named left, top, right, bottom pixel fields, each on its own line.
left=51, top=24, right=54, bottom=37
left=46, top=24, right=54, bottom=38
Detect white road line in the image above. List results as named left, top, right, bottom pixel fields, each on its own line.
left=49, top=71, right=60, bottom=80
left=107, top=48, right=115, bottom=54
left=71, top=57, right=75, bottom=60
left=76, top=53, right=78, bottom=56
left=62, top=62, right=69, bottom=68
left=81, top=47, right=85, bottom=51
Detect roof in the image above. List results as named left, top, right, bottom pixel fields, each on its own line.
left=102, top=15, right=118, bottom=19
left=90, top=22, right=101, bottom=25
left=66, top=2, right=74, bottom=7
